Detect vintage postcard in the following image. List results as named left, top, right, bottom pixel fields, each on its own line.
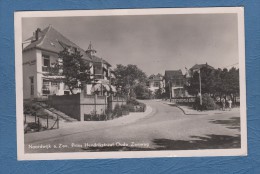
left=15, top=7, right=247, bottom=160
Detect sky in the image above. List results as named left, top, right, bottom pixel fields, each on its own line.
left=22, top=13, right=239, bottom=76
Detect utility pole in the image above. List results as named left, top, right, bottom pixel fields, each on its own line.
left=198, top=69, right=202, bottom=105
left=169, top=80, right=172, bottom=102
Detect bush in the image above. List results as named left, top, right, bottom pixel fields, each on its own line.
left=139, top=103, right=146, bottom=112
left=121, top=104, right=135, bottom=112
left=113, top=104, right=123, bottom=117
left=127, top=98, right=139, bottom=105
left=24, top=122, right=42, bottom=133
left=126, top=98, right=146, bottom=112
left=193, top=94, right=219, bottom=111
left=24, top=101, right=41, bottom=114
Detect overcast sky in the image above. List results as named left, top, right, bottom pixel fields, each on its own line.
left=22, top=13, right=239, bottom=76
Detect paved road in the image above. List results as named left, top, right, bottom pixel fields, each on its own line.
left=25, top=100, right=240, bottom=153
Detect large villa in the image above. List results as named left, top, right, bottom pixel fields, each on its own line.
left=22, top=25, right=116, bottom=100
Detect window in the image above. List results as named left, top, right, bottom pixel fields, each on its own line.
left=51, top=81, right=58, bottom=86
left=42, top=79, right=50, bottom=95
left=51, top=81, right=60, bottom=90
left=154, top=82, right=160, bottom=87
left=42, top=79, right=50, bottom=89
left=42, top=54, right=50, bottom=67
left=64, top=91, right=70, bottom=95
left=94, top=63, right=103, bottom=75
left=29, top=76, right=34, bottom=96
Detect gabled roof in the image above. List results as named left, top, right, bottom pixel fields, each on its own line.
left=190, top=63, right=214, bottom=70
left=165, top=70, right=183, bottom=81
left=23, top=25, right=91, bottom=61
left=91, top=55, right=111, bottom=67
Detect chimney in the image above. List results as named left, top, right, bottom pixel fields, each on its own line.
left=35, top=28, right=41, bottom=41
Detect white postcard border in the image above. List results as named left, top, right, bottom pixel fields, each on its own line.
left=15, top=7, right=247, bottom=160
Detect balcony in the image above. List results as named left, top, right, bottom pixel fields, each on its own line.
left=42, top=66, right=59, bottom=74
left=42, top=86, right=59, bottom=96
left=94, top=74, right=104, bottom=80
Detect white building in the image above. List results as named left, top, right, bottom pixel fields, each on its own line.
left=22, top=25, right=116, bottom=100
left=147, top=74, right=165, bottom=94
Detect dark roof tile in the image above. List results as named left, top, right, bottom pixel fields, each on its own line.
left=23, top=25, right=91, bottom=61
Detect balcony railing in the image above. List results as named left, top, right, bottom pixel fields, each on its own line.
left=42, top=66, right=59, bottom=74
left=42, top=87, right=59, bottom=95
left=42, top=89, right=50, bottom=95
left=94, top=74, right=104, bottom=79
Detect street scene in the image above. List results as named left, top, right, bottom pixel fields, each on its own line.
left=21, top=12, right=242, bottom=153
left=25, top=100, right=240, bottom=153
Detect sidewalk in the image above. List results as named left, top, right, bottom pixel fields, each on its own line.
left=25, top=105, right=153, bottom=144
left=160, top=100, right=240, bottom=115
left=175, top=105, right=240, bottom=115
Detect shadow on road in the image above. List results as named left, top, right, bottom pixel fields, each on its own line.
left=209, top=117, right=240, bottom=131
left=153, top=134, right=241, bottom=150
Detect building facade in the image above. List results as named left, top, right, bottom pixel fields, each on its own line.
left=164, top=70, right=186, bottom=98
left=22, top=25, right=116, bottom=100
left=147, top=74, right=165, bottom=94
left=187, top=63, right=214, bottom=78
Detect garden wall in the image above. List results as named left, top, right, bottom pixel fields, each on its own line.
left=48, top=94, right=81, bottom=121
left=48, top=93, right=126, bottom=121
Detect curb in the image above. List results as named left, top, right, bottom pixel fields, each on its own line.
left=175, top=105, right=208, bottom=115
left=163, top=101, right=235, bottom=116
left=163, top=102, right=208, bottom=115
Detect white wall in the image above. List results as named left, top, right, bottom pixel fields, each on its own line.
left=23, top=49, right=37, bottom=99
left=36, top=49, right=43, bottom=98
left=23, top=49, right=100, bottom=99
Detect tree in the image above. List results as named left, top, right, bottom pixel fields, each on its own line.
left=185, top=66, right=216, bottom=96
left=185, top=66, right=240, bottom=103
left=53, top=48, right=93, bottom=94
left=133, top=83, right=152, bottom=99
left=154, top=85, right=163, bottom=99
left=114, top=64, right=148, bottom=97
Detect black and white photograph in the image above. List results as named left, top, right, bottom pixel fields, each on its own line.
left=15, top=7, right=247, bottom=160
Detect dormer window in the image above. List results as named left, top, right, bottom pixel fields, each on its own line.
left=50, top=42, right=55, bottom=47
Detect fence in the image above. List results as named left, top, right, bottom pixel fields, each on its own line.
left=169, top=97, right=196, bottom=105
left=24, top=111, right=59, bottom=133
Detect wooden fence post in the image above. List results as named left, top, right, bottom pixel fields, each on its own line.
left=57, top=117, right=59, bottom=129
left=105, top=95, right=107, bottom=121
left=47, top=115, right=49, bottom=129
left=38, top=117, right=40, bottom=132
left=94, top=94, right=97, bottom=118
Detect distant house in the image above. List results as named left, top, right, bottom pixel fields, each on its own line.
left=22, top=25, right=116, bottom=100
left=187, top=63, right=214, bottom=77
left=164, top=70, right=186, bottom=97
left=147, top=74, right=165, bottom=93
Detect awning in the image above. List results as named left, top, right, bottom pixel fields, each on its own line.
left=110, top=85, right=117, bottom=92
left=91, top=84, right=102, bottom=92
left=103, top=84, right=110, bottom=91
left=91, top=84, right=117, bottom=93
